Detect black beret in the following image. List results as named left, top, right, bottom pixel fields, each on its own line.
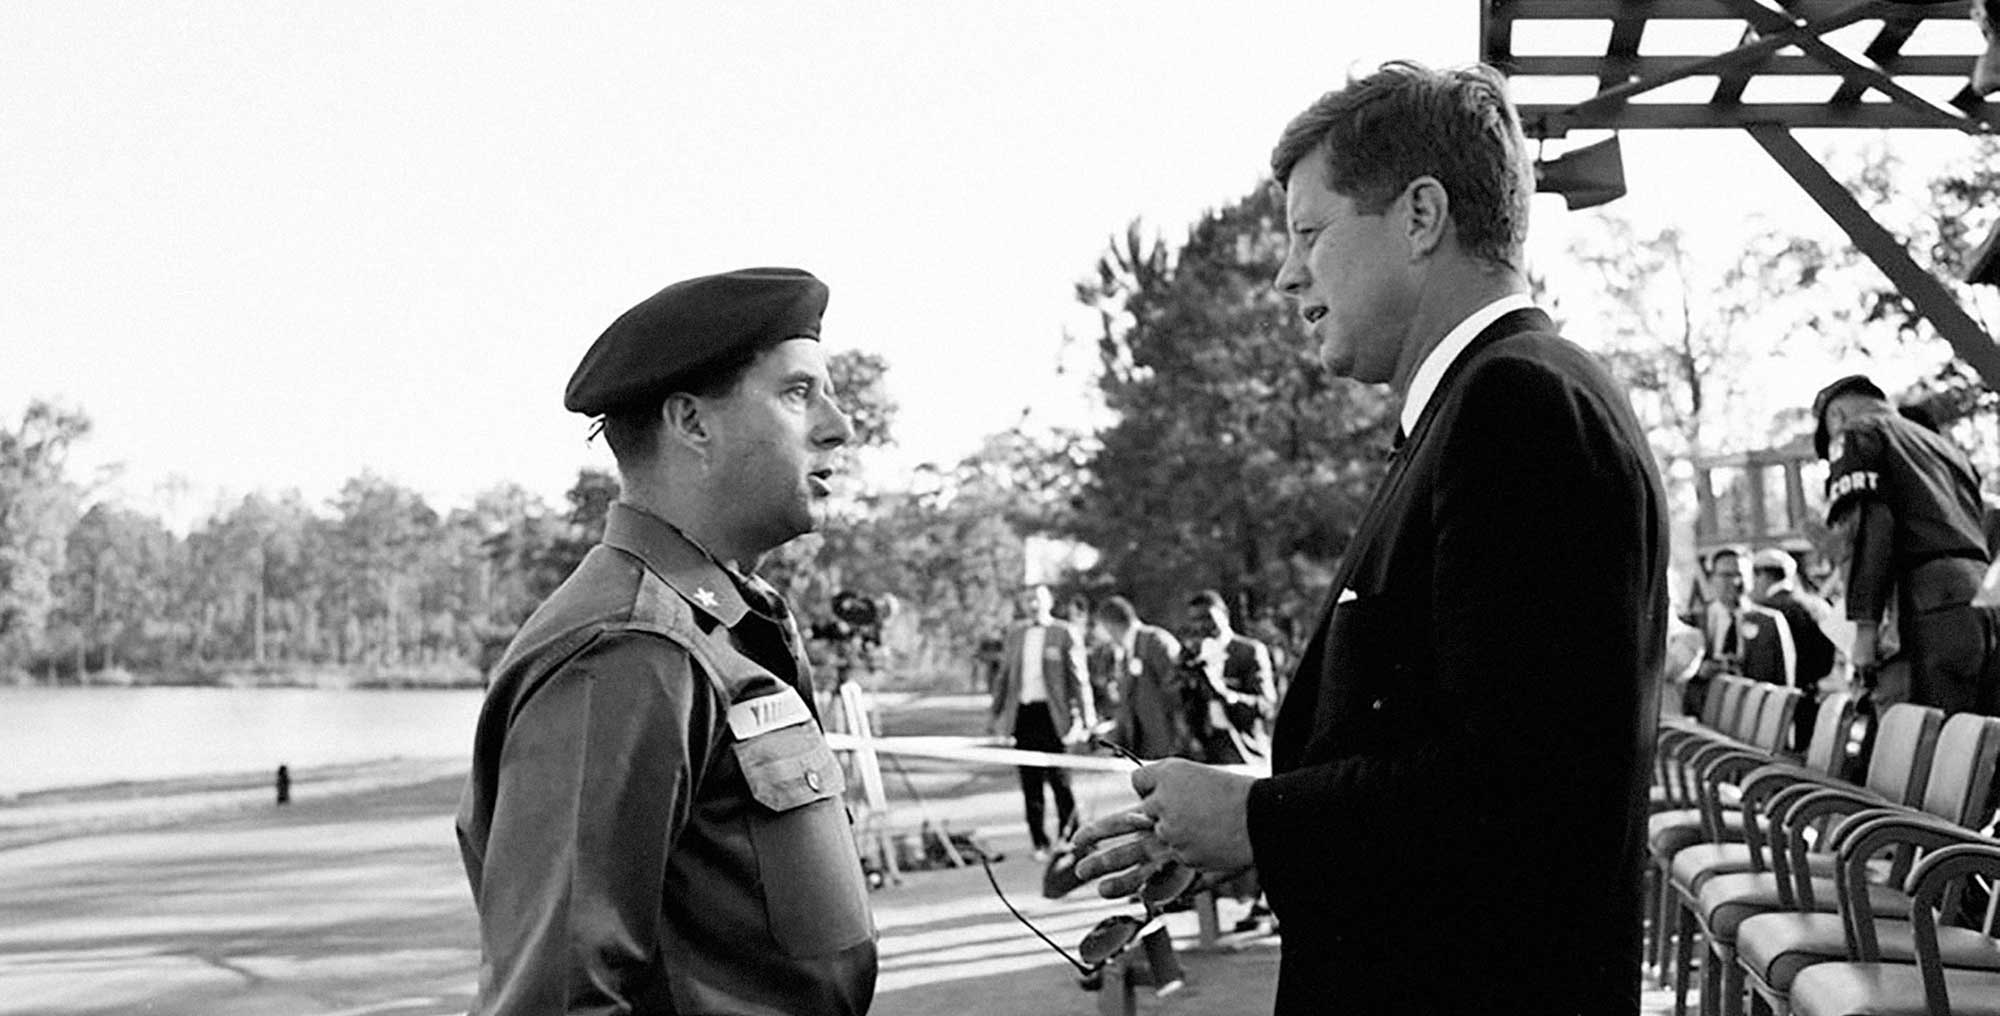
left=1811, top=373, right=1887, bottom=459
left=564, top=267, right=828, bottom=415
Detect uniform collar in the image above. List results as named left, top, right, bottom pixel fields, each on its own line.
left=1399, top=292, right=1537, bottom=437
left=600, top=502, right=753, bottom=627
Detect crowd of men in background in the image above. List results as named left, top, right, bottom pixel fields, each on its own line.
left=982, top=580, right=1284, bottom=988
left=981, top=583, right=1284, bottom=859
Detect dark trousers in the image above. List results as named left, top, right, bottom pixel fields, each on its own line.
left=1012, top=702, right=1075, bottom=849
left=1908, top=603, right=2000, bottom=716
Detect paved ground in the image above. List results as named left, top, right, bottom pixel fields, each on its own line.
left=0, top=694, right=1681, bottom=1014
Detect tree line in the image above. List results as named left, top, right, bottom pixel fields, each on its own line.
left=3, top=139, right=1991, bottom=688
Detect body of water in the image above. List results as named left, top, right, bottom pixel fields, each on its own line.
left=0, top=686, right=487, bottom=797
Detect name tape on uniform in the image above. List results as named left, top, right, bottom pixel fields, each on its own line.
left=728, top=686, right=814, bottom=740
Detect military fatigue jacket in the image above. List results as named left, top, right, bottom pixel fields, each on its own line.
left=1827, top=409, right=1989, bottom=623
left=456, top=503, right=876, bottom=1015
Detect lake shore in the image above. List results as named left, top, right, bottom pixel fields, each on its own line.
left=0, top=756, right=468, bottom=853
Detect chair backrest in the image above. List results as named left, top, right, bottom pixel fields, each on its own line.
left=1864, top=703, right=1946, bottom=806
left=1732, top=683, right=1775, bottom=741
left=1920, top=713, right=2000, bottom=826
left=1698, top=676, right=1727, bottom=728
left=1803, top=691, right=1857, bottom=774
left=1747, top=686, right=1801, bottom=752
left=1718, top=679, right=1758, bottom=738
left=1702, top=674, right=1745, bottom=730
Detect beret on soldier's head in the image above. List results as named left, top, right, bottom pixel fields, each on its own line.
left=1811, top=373, right=1887, bottom=460
left=564, top=267, right=828, bottom=416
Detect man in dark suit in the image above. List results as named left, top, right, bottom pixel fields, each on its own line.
left=1075, top=61, right=1667, bottom=1014
left=988, top=583, right=1093, bottom=859
left=1094, top=595, right=1190, bottom=760
left=1750, top=547, right=1840, bottom=749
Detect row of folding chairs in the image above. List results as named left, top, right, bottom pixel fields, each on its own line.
left=1649, top=674, right=2000, bottom=1015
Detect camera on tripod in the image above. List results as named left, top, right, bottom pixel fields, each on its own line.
left=808, top=590, right=898, bottom=683
left=810, top=589, right=894, bottom=647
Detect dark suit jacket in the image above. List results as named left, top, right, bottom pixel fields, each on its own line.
left=989, top=622, right=1091, bottom=737
left=1113, top=624, right=1188, bottom=759
left=1245, top=308, right=1667, bottom=1014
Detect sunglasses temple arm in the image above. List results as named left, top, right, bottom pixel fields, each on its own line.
left=980, top=857, right=1097, bottom=975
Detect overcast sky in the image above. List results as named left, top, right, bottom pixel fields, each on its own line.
left=3, top=2, right=1990, bottom=529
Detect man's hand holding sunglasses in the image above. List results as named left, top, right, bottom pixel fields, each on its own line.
left=1070, top=758, right=1257, bottom=898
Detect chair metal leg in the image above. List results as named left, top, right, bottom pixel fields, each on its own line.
left=1644, top=862, right=1660, bottom=973
left=1749, top=988, right=1776, bottom=1016
left=1674, top=903, right=1697, bottom=1016
left=1654, top=861, right=1676, bottom=982
left=1664, top=876, right=1680, bottom=988
left=1719, top=946, right=1745, bottom=1016
left=1699, top=938, right=1722, bottom=1016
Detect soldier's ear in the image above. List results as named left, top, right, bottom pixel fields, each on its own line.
left=661, top=392, right=713, bottom=454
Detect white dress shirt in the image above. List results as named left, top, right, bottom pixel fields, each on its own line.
left=1399, top=292, right=1537, bottom=437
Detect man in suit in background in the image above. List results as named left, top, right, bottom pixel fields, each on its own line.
left=1076, top=61, right=1667, bottom=1014
left=1699, top=546, right=1796, bottom=691
left=1750, top=547, right=1840, bottom=749
left=1094, top=595, right=1190, bottom=760
left=989, top=583, right=1093, bottom=860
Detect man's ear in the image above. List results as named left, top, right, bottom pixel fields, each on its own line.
left=1401, top=176, right=1450, bottom=259
left=661, top=392, right=712, bottom=454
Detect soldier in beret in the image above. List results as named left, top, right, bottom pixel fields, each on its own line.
left=1814, top=373, right=2000, bottom=715
left=456, top=267, right=875, bottom=1014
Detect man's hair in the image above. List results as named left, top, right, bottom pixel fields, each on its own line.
left=1187, top=589, right=1227, bottom=612
left=1270, top=61, right=1533, bottom=269
left=599, top=337, right=785, bottom=469
left=1094, top=595, right=1138, bottom=627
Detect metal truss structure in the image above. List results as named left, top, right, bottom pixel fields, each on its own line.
left=1481, top=0, right=1999, bottom=383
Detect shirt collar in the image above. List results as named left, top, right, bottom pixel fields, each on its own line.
left=600, top=502, right=754, bottom=627
left=1399, top=292, right=1537, bottom=436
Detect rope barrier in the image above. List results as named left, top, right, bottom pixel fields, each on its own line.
left=822, top=732, right=1268, bottom=777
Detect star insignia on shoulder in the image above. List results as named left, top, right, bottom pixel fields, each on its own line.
left=693, top=587, right=719, bottom=610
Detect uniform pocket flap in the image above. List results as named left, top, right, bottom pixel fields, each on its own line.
left=735, top=722, right=846, bottom=812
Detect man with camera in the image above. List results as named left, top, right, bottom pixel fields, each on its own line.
left=1178, top=589, right=1278, bottom=766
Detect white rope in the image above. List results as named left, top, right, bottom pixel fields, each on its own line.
left=823, top=732, right=1267, bottom=776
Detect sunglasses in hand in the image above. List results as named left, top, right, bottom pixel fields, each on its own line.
left=979, top=849, right=1196, bottom=974
left=979, top=734, right=1196, bottom=974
